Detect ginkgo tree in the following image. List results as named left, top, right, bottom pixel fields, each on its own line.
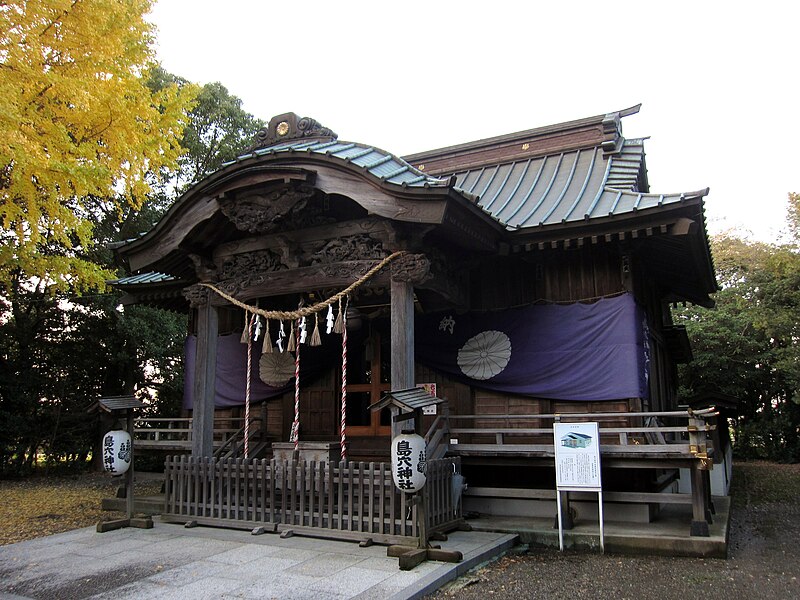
left=0, top=0, right=196, bottom=292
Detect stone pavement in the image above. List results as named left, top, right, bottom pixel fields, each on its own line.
left=0, top=521, right=516, bottom=600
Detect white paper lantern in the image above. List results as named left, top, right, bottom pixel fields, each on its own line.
left=391, top=432, right=426, bottom=493
left=102, top=430, right=132, bottom=475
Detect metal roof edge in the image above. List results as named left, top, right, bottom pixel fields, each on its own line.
left=234, top=139, right=451, bottom=191
left=402, top=104, right=642, bottom=163
left=507, top=196, right=709, bottom=238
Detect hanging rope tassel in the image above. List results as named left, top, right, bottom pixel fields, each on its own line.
left=240, top=311, right=250, bottom=344
left=244, top=313, right=254, bottom=459
left=262, top=319, right=273, bottom=353
left=333, top=297, right=344, bottom=334
left=310, top=313, right=322, bottom=347
left=291, top=319, right=301, bottom=449
left=340, top=301, right=348, bottom=462
left=287, top=324, right=296, bottom=352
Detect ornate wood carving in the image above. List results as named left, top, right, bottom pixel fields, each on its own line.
left=217, top=249, right=287, bottom=296
left=391, top=253, right=431, bottom=285
left=207, top=262, right=392, bottom=305
left=280, top=199, right=337, bottom=231
left=183, top=284, right=211, bottom=308
left=219, top=185, right=315, bottom=234
left=188, top=253, right=218, bottom=280
left=250, top=113, right=337, bottom=150
left=213, top=218, right=387, bottom=263
left=309, top=234, right=386, bottom=265
left=319, top=261, right=381, bottom=281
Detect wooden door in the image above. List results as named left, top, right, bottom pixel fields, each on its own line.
left=345, top=328, right=391, bottom=436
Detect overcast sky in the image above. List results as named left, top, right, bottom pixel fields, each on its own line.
left=148, top=0, right=798, bottom=242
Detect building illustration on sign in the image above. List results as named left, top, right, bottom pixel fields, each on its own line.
left=553, top=423, right=601, bottom=489
left=560, top=432, right=593, bottom=448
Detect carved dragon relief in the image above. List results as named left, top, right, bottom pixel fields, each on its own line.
left=191, top=233, right=393, bottom=300
left=390, top=253, right=432, bottom=285
left=218, top=185, right=316, bottom=234
left=308, top=234, right=386, bottom=265
left=216, top=249, right=287, bottom=297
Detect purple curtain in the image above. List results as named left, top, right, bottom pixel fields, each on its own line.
left=415, top=293, right=649, bottom=401
left=183, top=334, right=288, bottom=410
left=183, top=328, right=343, bottom=410
left=183, top=294, right=649, bottom=408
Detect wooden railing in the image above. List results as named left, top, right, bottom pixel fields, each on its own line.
left=212, top=418, right=268, bottom=459
left=134, top=417, right=262, bottom=452
left=446, top=407, right=719, bottom=536
left=424, top=410, right=451, bottom=461
left=447, top=408, right=717, bottom=463
left=162, top=456, right=463, bottom=546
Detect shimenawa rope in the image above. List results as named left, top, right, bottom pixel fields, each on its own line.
left=199, top=250, right=408, bottom=320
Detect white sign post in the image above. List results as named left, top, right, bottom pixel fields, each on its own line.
left=553, top=421, right=604, bottom=552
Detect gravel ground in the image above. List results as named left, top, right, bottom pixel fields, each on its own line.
left=2, top=463, right=797, bottom=599
left=428, top=462, right=800, bottom=600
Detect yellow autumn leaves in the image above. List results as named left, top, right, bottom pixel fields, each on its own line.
left=0, top=0, right=197, bottom=291
left=0, top=473, right=163, bottom=545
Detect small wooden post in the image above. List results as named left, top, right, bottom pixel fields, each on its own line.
left=414, top=407, right=429, bottom=550
left=688, top=414, right=712, bottom=536
left=690, top=462, right=711, bottom=537
left=125, top=410, right=135, bottom=520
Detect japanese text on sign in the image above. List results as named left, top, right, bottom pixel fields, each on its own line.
left=553, top=422, right=602, bottom=490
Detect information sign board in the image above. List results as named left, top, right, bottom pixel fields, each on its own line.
left=553, top=422, right=602, bottom=490
left=553, top=421, right=604, bottom=552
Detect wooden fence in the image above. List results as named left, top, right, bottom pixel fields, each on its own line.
left=162, top=456, right=463, bottom=546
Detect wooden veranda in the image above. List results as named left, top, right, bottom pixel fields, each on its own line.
left=136, top=404, right=720, bottom=539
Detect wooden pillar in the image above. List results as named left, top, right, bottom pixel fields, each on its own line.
left=125, top=410, right=135, bottom=518
left=690, top=462, right=711, bottom=536
left=192, top=300, right=218, bottom=457
left=391, top=278, right=415, bottom=437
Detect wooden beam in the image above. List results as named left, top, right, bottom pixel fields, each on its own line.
left=127, top=197, right=220, bottom=273
left=213, top=218, right=387, bottom=261
left=391, top=279, right=415, bottom=437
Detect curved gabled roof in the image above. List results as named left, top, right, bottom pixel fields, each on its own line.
left=448, top=138, right=707, bottom=231
left=114, top=109, right=716, bottom=306
left=223, top=139, right=450, bottom=190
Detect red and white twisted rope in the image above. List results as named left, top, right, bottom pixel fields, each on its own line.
left=340, top=306, right=348, bottom=462
left=244, top=314, right=253, bottom=459
left=292, top=319, right=301, bottom=450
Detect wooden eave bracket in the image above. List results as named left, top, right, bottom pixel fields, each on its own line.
left=508, top=210, right=704, bottom=253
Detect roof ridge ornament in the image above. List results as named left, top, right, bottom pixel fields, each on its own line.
left=250, top=112, right=338, bottom=150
